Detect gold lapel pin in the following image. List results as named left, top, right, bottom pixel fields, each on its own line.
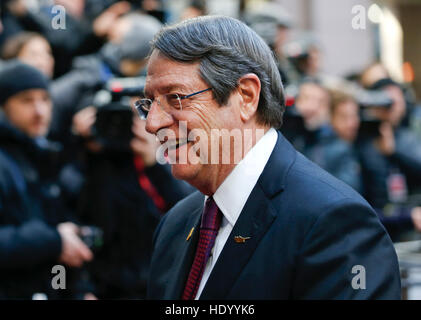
left=234, top=236, right=251, bottom=243
left=186, top=227, right=195, bottom=241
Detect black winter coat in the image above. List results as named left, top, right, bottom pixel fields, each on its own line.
left=0, top=115, right=67, bottom=299
left=77, top=150, right=194, bottom=299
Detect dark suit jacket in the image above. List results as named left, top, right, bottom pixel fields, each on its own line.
left=147, top=131, right=401, bottom=299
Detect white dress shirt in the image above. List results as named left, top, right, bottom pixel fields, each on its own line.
left=195, top=127, right=278, bottom=299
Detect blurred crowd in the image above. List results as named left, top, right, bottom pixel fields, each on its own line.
left=0, top=0, right=420, bottom=299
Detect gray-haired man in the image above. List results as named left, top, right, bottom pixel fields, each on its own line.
left=141, top=16, right=401, bottom=300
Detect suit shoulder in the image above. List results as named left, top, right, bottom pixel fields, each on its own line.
left=165, top=190, right=203, bottom=221
left=283, top=151, right=371, bottom=215
left=156, top=191, right=203, bottom=238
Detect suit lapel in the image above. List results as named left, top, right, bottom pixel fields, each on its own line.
left=165, top=203, right=203, bottom=299
left=199, top=184, right=276, bottom=299
left=199, top=132, right=296, bottom=299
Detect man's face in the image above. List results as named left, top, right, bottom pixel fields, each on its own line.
left=18, top=37, right=55, bottom=78
left=331, top=100, right=360, bottom=142
left=369, top=85, right=406, bottom=127
left=295, top=83, right=330, bottom=130
left=144, top=50, right=242, bottom=193
left=3, top=89, right=52, bottom=138
left=274, top=26, right=289, bottom=56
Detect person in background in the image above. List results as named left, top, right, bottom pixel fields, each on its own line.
left=326, top=90, right=363, bottom=192
left=293, top=83, right=363, bottom=193
left=330, top=90, right=361, bottom=143
left=0, top=61, right=93, bottom=299
left=47, top=12, right=162, bottom=145
left=295, top=80, right=330, bottom=132
left=70, top=96, right=194, bottom=299
left=283, top=34, right=321, bottom=84
left=65, top=14, right=190, bottom=298
left=1, top=31, right=54, bottom=78
left=180, top=0, right=207, bottom=21
left=245, top=2, right=298, bottom=87
left=140, top=0, right=166, bottom=23
left=291, top=79, right=330, bottom=153
left=0, top=0, right=135, bottom=77
left=358, top=64, right=421, bottom=241
left=38, top=12, right=163, bottom=215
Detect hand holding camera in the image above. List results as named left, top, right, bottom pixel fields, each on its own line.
left=375, top=122, right=396, bottom=156
left=57, top=222, right=93, bottom=268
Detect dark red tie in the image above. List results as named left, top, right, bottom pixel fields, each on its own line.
left=182, top=197, right=222, bottom=300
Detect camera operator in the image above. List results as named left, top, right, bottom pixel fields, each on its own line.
left=357, top=75, right=421, bottom=241
left=47, top=12, right=162, bottom=148
left=1, top=31, right=55, bottom=78
left=291, top=80, right=331, bottom=154
left=290, top=81, right=363, bottom=193
left=41, top=13, right=163, bottom=213
left=327, top=90, right=363, bottom=193
left=70, top=83, right=194, bottom=299
left=0, top=62, right=94, bottom=299
left=283, top=34, right=322, bottom=85
left=245, top=2, right=299, bottom=87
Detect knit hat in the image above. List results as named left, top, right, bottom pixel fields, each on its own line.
left=0, top=61, right=49, bottom=106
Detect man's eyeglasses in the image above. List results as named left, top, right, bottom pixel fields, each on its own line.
left=134, top=87, right=212, bottom=119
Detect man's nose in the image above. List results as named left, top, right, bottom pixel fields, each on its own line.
left=33, top=100, right=50, bottom=116
left=145, top=101, right=174, bottom=135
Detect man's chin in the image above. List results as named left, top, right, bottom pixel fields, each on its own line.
left=24, top=128, right=47, bottom=138
left=170, top=162, right=200, bottom=182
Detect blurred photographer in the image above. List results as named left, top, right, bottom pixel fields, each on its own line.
left=0, top=62, right=93, bottom=299
left=289, top=81, right=363, bottom=192
left=245, top=2, right=299, bottom=87
left=295, top=80, right=330, bottom=132
left=1, top=31, right=54, bottom=78
left=0, top=0, right=138, bottom=76
left=47, top=12, right=162, bottom=146
left=357, top=72, right=421, bottom=241
left=327, top=90, right=363, bottom=193
left=283, top=34, right=322, bottom=85
left=43, top=13, right=162, bottom=214
left=71, top=80, right=194, bottom=299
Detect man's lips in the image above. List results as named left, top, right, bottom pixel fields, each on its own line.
left=167, top=138, right=189, bottom=151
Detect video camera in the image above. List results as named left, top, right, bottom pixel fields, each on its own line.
left=281, top=104, right=306, bottom=142
left=92, top=77, right=146, bottom=152
left=355, top=88, right=393, bottom=140
left=79, top=225, right=103, bottom=251
left=280, top=84, right=307, bottom=142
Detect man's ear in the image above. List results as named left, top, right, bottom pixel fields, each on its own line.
left=237, top=73, right=261, bottom=123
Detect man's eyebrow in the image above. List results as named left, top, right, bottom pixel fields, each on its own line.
left=143, top=84, right=190, bottom=98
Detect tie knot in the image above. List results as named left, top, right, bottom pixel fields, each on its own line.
left=201, top=197, right=221, bottom=231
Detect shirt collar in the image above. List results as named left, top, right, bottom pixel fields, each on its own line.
left=210, top=128, right=278, bottom=227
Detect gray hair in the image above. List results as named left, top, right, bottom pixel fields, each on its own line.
left=151, top=15, right=285, bottom=128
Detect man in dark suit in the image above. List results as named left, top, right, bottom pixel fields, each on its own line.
left=139, top=16, right=401, bottom=299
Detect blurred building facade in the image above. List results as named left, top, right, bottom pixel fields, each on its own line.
left=166, top=0, right=420, bottom=98
left=277, top=0, right=420, bottom=98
